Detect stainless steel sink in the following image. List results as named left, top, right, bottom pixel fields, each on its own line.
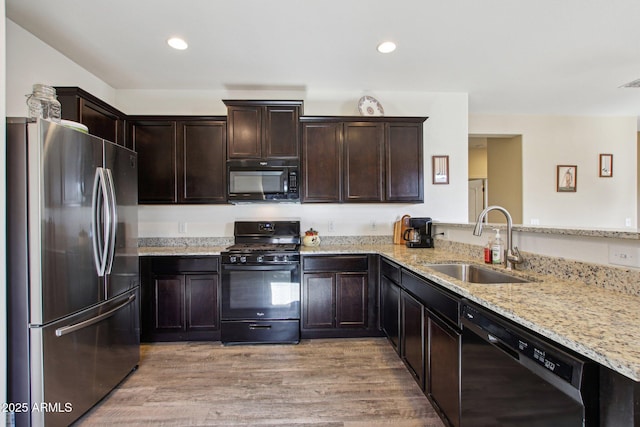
left=426, top=263, right=532, bottom=284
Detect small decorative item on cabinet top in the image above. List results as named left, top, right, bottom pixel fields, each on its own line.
left=302, top=228, right=320, bottom=247
left=357, top=96, right=384, bottom=116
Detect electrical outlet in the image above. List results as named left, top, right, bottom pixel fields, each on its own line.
left=328, top=220, right=335, bottom=232
left=530, top=218, right=540, bottom=225
left=178, top=222, right=187, bottom=234
left=371, top=221, right=376, bottom=231
left=625, top=218, right=632, bottom=227
left=608, top=244, right=640, bottom=268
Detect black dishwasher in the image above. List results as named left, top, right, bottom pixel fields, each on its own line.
left=461, top=302, right=599, bottom=426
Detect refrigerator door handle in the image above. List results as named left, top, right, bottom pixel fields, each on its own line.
left=54, top=294, right=136, bottom=337
left=103, top=168, right=118, bottom=278
left=91, top=167, right=111, bottom=277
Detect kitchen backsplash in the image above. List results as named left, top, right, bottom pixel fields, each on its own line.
left=139, top=237, right=233, bottom=247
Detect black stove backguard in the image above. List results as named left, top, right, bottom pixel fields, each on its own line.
left=232, top=221, right=301, bottom=246
left=221, top=221, right=301, bottom=345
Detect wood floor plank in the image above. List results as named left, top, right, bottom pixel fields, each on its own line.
left=74, top=338, right=445, bottom=426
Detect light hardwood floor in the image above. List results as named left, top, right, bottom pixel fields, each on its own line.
left=74, top=338, right=445, bottom=426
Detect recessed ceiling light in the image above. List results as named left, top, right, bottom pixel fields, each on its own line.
left=167, top=37, right=188, bottom=50
left=377, top=41, right=396, bottom=54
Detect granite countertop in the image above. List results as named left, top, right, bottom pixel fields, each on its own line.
left=138, top=243, right=640, bottom=382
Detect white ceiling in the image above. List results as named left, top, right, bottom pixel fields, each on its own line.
left=7, top=0, right=640, bottom=116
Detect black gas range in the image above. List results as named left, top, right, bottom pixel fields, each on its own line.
left=220, top=221, right=301, bottom=345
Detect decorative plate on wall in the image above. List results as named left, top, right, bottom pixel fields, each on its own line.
left=358, top=96, right=385, bottom=116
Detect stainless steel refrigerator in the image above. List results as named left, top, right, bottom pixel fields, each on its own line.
left=7, top=118, right=140, bottom=427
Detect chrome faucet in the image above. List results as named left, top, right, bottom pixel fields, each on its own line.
left=473, top=205, right=523, bottom=270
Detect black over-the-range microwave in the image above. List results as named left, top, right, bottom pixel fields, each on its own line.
left=227, top=159, right=299, bottom=203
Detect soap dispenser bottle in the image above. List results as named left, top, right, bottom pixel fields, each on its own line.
left=491, top=228, right=504, bottom=265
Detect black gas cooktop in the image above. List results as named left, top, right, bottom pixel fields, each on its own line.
left=222, top=221, right=301, bottom=264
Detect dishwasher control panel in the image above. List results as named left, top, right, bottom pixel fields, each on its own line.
left=462, top=304, right=576, bottom=383
left=516, top=337, right=573, bottom=382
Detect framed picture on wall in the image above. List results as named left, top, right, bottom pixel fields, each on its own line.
left=432, top=155, right=449, bottom=184
left=557, top=165, right=577, bottom=192
left=599, top=154, right=613, bottom=177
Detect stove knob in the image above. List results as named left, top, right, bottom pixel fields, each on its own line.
left=240, top=256, right=247, bottom=263
left=229, top=256, right=237, bottom=263
left=256, top=255, right=264, bottom=263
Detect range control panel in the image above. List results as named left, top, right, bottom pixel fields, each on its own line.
left=222, top=253, right=300, bottom=265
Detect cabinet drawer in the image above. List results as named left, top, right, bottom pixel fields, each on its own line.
left=303, top=255, right=368, bottom=272
left=380, top=257, right=401, bottom=283
left=150, top=256, right=219, bottom=273
left=401, top=270, right=459, bottom=325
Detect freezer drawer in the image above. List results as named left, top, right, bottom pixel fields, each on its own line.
left=25, top=290, right=139, bottom=427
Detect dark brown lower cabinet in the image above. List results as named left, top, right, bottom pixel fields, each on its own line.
left=141, top=256, right=220, bottom=342
left=427, top=312, right=461, bottom=427
left=303, top=272, right=368, bottom=328
left=336, top=273, right=368, bottom=327
left=379, top=260, right=462, bottom=427
left=303, top=273, right=335, bottom=329
left=301, top=255, right=380, bottom=338
left=380, top=275, right=401, bottom=353
left=401, top=291, right=425, bottom=389
left=153, top=275, right=183, bottom=331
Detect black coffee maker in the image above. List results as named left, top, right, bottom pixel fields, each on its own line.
left=403, top=217, right=434, bottom=248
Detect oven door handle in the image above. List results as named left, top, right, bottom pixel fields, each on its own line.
left=222, top=264, right=298, bottom=271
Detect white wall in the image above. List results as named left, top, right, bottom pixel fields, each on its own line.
left=5, top=19, right=116, bottom=116
left=470, top=114, right=638, bottom=229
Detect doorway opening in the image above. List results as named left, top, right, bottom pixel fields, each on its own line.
left=468, top=135, right=523, bottom=224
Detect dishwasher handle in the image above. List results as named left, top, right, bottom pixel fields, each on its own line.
left=462, top=308, right=520, bottom=361
left=486, top=332, right=520, bottom=360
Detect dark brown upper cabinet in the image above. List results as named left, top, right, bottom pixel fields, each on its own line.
left=301, top=121, right=343, bottom=202
left=55, top=87, right=127, bottom=147
left=300, top=116, right=427, bottom=203
left=128, top=117, right=227, bottom=204
left=343, top=122, right=385, bottom=201
left=385, top=122, right=425, bottom=202
left=223, top=100, right=303, bottom=160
